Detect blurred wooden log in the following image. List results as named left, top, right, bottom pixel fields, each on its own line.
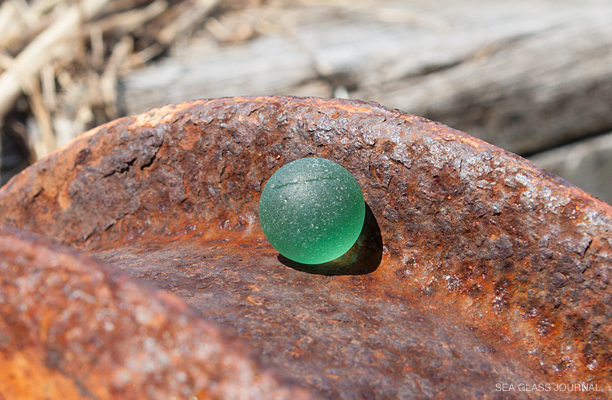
left=119, top=0, right=612, bottom=156
left=530, top=131, right=612, bottom=205
left=119, top=34, right=323, bottom=111
left=363, top=19, right=612, bottom=157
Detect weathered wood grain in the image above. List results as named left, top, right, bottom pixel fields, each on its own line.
left=361, top=15, right=612, bottom=156
left=530, top=131, right=612, bottom=205
left=119, top=0, right=612, bottom=156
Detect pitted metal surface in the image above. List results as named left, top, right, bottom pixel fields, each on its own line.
left=0, top=96, right=610, bottom=399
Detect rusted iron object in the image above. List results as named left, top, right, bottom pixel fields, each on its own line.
left=0, top=96, right=611, bottom=399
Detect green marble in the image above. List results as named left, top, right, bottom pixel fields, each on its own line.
left=259, top=157, right=365, bottom=264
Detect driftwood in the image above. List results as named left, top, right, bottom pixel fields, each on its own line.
left=530, top=131, right=612, bottom=206
left=120, top=0, right=612, bottom=157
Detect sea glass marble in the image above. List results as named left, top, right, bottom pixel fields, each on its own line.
left=259, top=157, right=365, bottom=264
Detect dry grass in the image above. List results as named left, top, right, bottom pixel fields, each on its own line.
left=0, top=0, right=269, bottom=162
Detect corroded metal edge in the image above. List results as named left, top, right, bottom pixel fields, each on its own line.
left=0, top=96, right=611, bottom=397
left=0, top=224, right=320, bottom=400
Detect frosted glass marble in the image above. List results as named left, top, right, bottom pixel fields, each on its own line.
left=259, top=157, right=365, bottom=264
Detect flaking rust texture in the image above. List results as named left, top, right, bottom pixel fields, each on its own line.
left=0, top=226, right=316, bottom=400
left=0, top=96, right=611, bottom=399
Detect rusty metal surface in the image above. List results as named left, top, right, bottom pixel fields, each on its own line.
left=0, top=225, right=317, bottom=400
left=1, top=96, right=611, bottom=399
